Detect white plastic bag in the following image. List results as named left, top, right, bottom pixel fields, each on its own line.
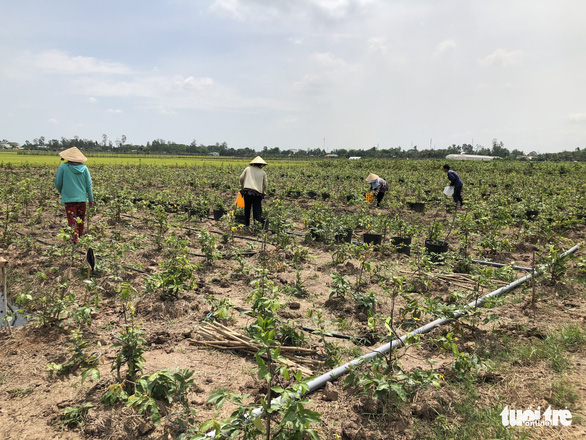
left=443, top=186, right=454, bottom=197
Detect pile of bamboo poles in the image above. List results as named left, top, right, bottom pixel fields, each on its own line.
left=190, top=321, right=321, bottom=376
left=398, top=269, right=508, bottom=291
left=434, top=272, right=508, bottom=290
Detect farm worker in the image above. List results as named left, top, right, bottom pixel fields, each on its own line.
left=443, top=164, right=464, bottom=208
left=239, top=156, right=268, bottom=227
left=54, top=147, right=94, bottom=242
left=365, top=173, right=389, bottom=207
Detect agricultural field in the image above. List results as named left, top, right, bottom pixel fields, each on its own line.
left=0, top=151, right=302, bottom=168
left=0, top=157, right=585, bottom=440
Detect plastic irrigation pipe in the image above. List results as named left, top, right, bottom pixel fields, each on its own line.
left=471, top=259, right=533, bottom=272
left=119, top=213, right=267, bottom=244
left=15, top=231, right=148, bottom=274
left=203, top=242, right=581, bottom=438
left=15, top=230, right=54, bottom=247
left=300, top=326, right=372, bottom=345
left=188, top=250, right=258, bottom=259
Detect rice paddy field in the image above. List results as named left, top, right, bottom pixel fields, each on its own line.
left=0, top=151, right=302, bottom=167
left=0, top=155, right=585, bottom=440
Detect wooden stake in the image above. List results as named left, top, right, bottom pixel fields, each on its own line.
left=0, top=258, right=12, bottom=335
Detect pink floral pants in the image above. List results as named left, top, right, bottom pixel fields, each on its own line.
left=64, top=202, right=87, bottom=242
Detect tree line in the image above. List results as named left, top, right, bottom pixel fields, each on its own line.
left=10, top=136, right=586, bottom=161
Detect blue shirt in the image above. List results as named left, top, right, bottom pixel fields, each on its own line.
left=55, top=162, right=94, bottom=203
left=447, top=170, right=463, bottom=187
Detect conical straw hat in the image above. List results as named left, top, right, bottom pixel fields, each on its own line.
left=59, top=147, right=87, bottom=163
left=365, top=173, right=379, bottom=182
left=249, top=156, right=267, bottom=165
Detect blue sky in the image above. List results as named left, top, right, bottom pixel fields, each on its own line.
left=2, top=0, right=585, bottom=153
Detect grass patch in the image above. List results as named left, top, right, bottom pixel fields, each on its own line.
left=415, top=383, right=529, bottom=440
left=7, top=387, right=34, bottom=398
left=548, top=377, right=580, bottom=409
left=485, top=325, right=585, bottom=374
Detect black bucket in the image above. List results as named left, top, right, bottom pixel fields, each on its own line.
left=363, top=233, right=383, bottom=246
left=213, top=209, right=226, bottom=221
left=408, top=202, right=425, bottom=213
left=391, top=236, right=411, bottom=256
left=526, top=210, right=540, bottom=220
left=425, top=239, right=449, bottom=262
left=308, top=230, right=326, bottom=242
left=335, top=229, right=353, bottom=244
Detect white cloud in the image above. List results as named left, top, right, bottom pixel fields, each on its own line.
left=176, top=76, right=214, bottom=91
left=309, top=0, right=369, bottom=20
left=209, top=0, right=376, bottom=22
left=12, top=50, right=133, bottom=76
left=75, top=74, right=215, bottom=99
left=292, top=52, right=361, bottom=94
left=72, top=72, right=284, bottom=113
left=433, top=39, right=456, bottom=58
left=288, top=36, right=303, bottom=45
left=107, top=109, right=122, bottom=113
left=568, top=113, right=586, bottom=122
left=311, top=52, right=348, bottom=68
left=210, top=0, right=245, bottom=20
left=367, top=37, right=387, bottom=53
left=48, top=118, right=59, bottom=124
left=478, top=49, right=524, bottom=67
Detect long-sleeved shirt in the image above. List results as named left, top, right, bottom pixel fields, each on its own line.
left=55, top=162, right=94, bottom=203
left=239, top=165, right=267, bottom=195
left=369, top=178, right=389, bottom=196
left=446, top=170, right=463, bottom=188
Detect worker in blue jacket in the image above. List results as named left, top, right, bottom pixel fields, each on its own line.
left=443, top=164, right=464, bottom=208
left=55, top=147, right=94, bottom=242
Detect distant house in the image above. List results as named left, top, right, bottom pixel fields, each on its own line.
left=288, top=149, right=299, bottom=155
left=325, top=154, right=338, bottom=158
left=207, top=152, right=220, bottom=156
left=349, top=156, right=361, bottom=160
left=445, top=153, right=498, bottom=161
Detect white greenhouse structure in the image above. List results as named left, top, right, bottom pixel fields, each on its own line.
left=445, top=154, right=499, bottom=161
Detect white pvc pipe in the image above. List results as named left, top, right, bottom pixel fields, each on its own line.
left=471, top=258, right=533, bottom=272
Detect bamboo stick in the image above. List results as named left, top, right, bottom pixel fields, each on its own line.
left=190, top=322, right=322, bottom=375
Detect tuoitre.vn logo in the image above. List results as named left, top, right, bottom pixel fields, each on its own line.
left=501, top=406, right=572, bottom=427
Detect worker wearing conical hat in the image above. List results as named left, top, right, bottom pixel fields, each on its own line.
left=365, top=173, right=389, bottom=207
left=239, top=156, right=268, bottom=227
left=54, top=147, right=94, bottom=242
